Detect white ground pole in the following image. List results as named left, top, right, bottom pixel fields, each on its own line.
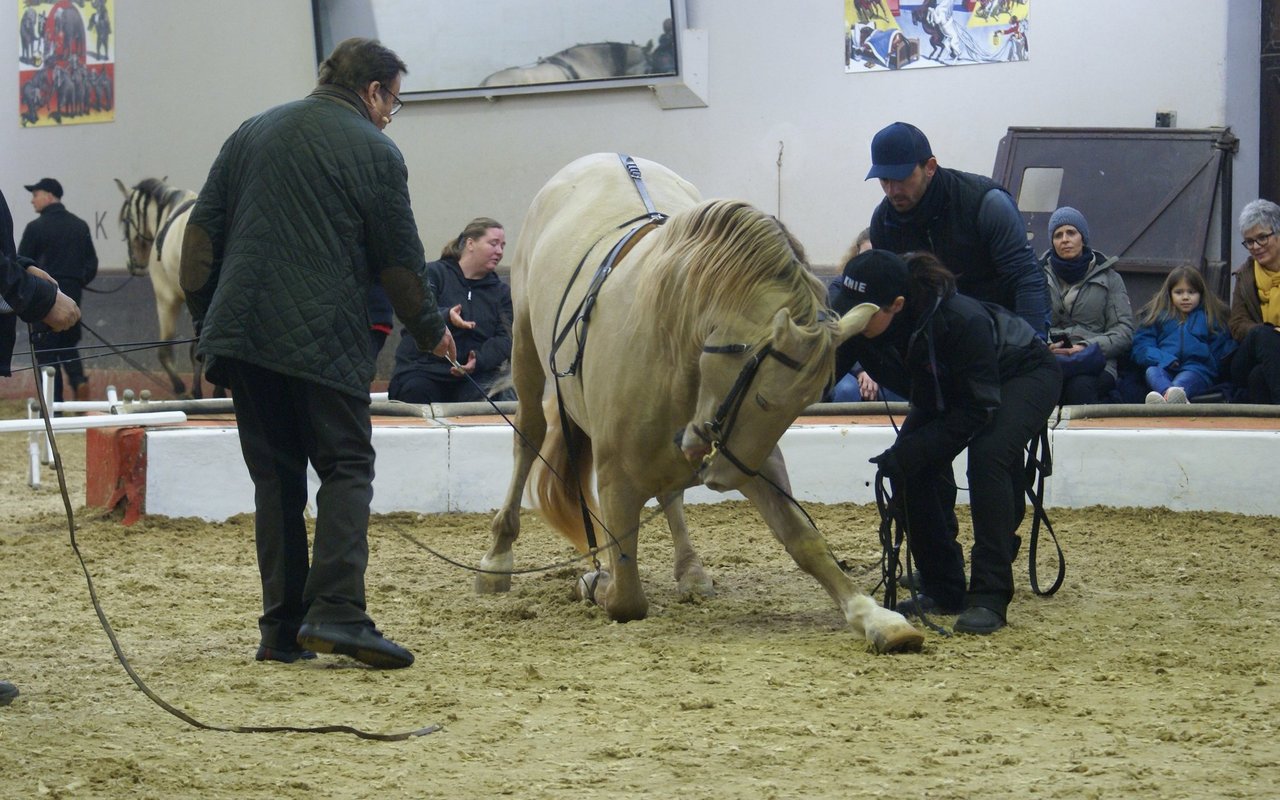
left=19, top=369, right=188, bottom=488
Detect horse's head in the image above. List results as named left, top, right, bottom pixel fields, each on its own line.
left=116, top=177, right=163, bottom=276
left=649, top=200, right=875, bottom=491
left=679, top=305, right=874, bottom=491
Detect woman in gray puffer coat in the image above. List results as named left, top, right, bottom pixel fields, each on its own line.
left=1039, top=207, right=1135, bottom=405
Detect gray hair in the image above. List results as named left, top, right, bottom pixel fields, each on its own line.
left=1239, top=199, right=1280, bottom=234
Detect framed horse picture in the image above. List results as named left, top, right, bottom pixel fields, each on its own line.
left=312, top=0, right=705, bottom=107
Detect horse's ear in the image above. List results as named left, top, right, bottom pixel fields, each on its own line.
left=114, top=177, right=128, bottom=196
left=836, top=303, right=879, bottom=344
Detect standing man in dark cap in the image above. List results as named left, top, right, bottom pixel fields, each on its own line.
left=2, top=185, right=82, bottom=706
left=19, top=177, right=98, bottom=403
left=181, top=37, right=455, bottom=670
left=865, top=121, right=1049, bottom=337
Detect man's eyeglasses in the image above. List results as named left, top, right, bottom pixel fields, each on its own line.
left=382, top=87, right=403, bottom=117
left=1242, top=231, right=1274, bottom=250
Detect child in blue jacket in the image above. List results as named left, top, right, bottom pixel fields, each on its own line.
left=1132, top=266, right=1236, bottom=403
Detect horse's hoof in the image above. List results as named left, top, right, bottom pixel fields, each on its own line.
left=870, top=623, right=925, bottom=655
left=474, top=572, right=511, bottom=594
left=676, top=574, right=715, bottom=603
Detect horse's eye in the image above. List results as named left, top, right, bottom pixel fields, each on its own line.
left=755, top=393, right=772, bottom=411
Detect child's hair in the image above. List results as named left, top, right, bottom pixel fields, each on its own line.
left=839, top=227, right=872, bottom=265
left=1137, top=265, right=1229, bottom=328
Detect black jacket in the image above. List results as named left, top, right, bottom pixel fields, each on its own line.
left=870, top=167, right=1049, bottom=336
left=18, top=202, right=98, bottom=289
left=392, top=257, right=512, bottom=381
left=833, top=288, right=1049, bottom=472
left=1, top=188, right=57, bottom=376
left=182, top=85, right=445, bottom=398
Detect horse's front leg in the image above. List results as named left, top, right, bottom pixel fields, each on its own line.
left=658, top=490, right=714, bottom=601
left=739, top=446, right=923, bottom=654
left=478, top=321, right=544, bottom=594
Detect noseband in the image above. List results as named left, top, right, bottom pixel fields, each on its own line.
left=693, top=341, right=805, bottom=477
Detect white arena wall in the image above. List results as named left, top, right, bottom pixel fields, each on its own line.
left=140, top=420, right=1280, bottom=521
left=0, top=1, right=1262, bottom=274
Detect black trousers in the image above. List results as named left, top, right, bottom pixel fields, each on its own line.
left=1231, top=325, right=1280, bottom=403
left=32, top=323, right=86, bottom=403
left=900, top=349, right=1062, bottom=615
left=388, top=368, right=505, bottom=404
left=223, top=359, right=376, bottom=651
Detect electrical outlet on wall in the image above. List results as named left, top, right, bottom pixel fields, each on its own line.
left=1155, top=110, right=1177, bottom=128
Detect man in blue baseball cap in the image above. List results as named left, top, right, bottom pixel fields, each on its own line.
left=865, top=121, right=1049, bottom=337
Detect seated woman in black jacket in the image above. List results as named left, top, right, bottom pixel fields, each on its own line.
left=389, top=217, right=512, bottom=403
left=831, top=250, right=1061, bottom=634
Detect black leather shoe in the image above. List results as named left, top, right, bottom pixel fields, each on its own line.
left=0, top=680, right=18, bottom=707
left=954, top=606, right=1006, bottom=635
left=894, top=593, right=962, bottom=617
left=255, top=645, right=317, bottom=664
left=296, top=622, right=414, bottom=669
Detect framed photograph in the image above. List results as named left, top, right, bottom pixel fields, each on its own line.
left=312, top=0, right=690, bottom=103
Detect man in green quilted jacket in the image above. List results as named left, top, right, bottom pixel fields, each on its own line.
left=181, top=37, right=455, bottom=670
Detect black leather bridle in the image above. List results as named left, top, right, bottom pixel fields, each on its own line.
left=690, top=341, right=806, bottom=478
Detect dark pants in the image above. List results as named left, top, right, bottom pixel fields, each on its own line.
left=1060, top=370, right=1114, bottom=406
left=388, top=368, right=506, bottom=404
left=1231, top=325, right=1280, bottom=403
left=901, top=349, right=1062, bottom=616
left=223, top=359, right=376, bottom=651
left=32, top=323, right=86, bottom=403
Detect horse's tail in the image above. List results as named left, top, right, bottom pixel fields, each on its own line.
left=529, top=393, right=598, bottom=554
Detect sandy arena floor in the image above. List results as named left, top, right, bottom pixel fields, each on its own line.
left=0, top=410, right=1277, bottom=799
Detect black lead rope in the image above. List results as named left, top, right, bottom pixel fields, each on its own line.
left=1024, top=424, right=1065, bottom=596
left=872, top=470, right=950, bottom=637
left=27, top=325, right=439, bottom=740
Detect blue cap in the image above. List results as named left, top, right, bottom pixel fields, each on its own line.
left=865, top=122, right=933, bottom=181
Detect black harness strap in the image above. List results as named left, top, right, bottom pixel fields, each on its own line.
left=547, top=154, right=668, bottom=555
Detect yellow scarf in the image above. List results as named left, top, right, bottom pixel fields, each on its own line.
left=1255, top=261, right=1280, bottom=327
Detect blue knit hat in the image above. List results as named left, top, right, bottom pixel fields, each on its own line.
left=1048, top=206, right=1089, bottom=247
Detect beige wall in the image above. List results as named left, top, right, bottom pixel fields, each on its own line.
left=0, top=0, right=1261, bottom=273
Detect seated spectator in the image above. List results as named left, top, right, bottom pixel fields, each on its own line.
left=1039, top=207, right=1134, bottom=405
left=1132, top=266, right=1235, bottom=404
left=1229, top=199, right=1280, bottom=403
left=389, top=218, right=512, bottom=404
left=827, top=227, right=904, bottom=403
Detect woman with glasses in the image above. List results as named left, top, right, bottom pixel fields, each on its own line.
left=1228, top=199, right=1280, bottom=403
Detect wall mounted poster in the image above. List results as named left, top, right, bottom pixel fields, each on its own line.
left=845, top=0, right=1029, bottom=73
left=18, top=0, right=114, bottom=127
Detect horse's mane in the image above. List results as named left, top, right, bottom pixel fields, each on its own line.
left=630, top=199, right=832, bottom=382
left=120, top=178, right=194, bottom=229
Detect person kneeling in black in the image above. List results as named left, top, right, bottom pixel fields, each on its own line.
left=831, top=250, right=1061, bottom=634
left=389, top=217, right=512, bottom=403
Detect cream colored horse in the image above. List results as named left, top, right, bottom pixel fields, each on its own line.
left=479, top=42, right=652, bottom=87
left=476, top=154, right=922, bottom=654
left=115, top=177, right=203, bottom=397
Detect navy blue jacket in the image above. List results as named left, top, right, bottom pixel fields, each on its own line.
left=392, top=257, right=512, bottom=382
left=1131, top=308, right=1236, bottom=385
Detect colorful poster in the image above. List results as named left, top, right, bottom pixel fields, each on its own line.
left=845, top=0, right=1029, bottom=73
left=17, top=0, right=114, bottom=127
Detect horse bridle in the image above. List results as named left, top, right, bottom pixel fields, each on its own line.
left=689, top=341, right=807, bottom=478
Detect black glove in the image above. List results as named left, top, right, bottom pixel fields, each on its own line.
left=869, top=447, right=904, bottom=481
